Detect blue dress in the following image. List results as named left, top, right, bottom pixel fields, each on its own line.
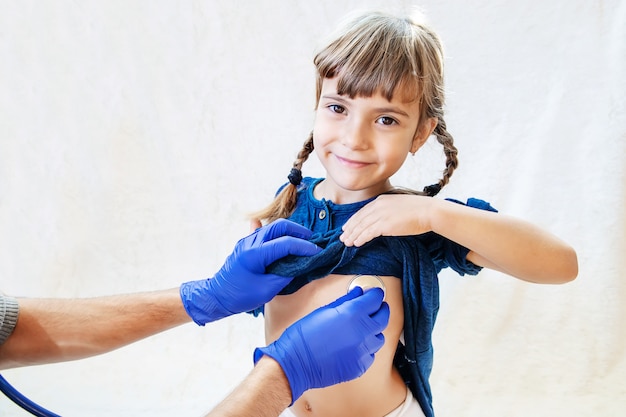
left=254, top=177, right=497, bottom=417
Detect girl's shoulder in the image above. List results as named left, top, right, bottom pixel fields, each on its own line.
left=445, top=197, right=498, bottom=213
left=274, top=176, right=322, bottom=196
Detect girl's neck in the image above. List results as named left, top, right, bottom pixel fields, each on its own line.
left=313, top=178, right=394, bottom=205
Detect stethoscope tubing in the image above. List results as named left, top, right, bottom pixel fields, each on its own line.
left=0, top=374, right=61, bottom=417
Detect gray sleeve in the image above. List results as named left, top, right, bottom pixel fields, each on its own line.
left=0, top=294, right=19, bottom=345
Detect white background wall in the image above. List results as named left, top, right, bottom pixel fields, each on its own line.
left=0, top=1, right=624, bottom=416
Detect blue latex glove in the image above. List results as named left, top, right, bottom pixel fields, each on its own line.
left=253, top=287, right=390, bottom=404
left=180, top=219, right=321, bottom=325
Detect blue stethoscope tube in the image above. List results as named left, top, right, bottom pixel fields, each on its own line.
left=0, top=374, right=60, bottom=416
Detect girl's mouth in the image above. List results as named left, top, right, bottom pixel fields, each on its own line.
left=335, top=155, right=370, bottom=168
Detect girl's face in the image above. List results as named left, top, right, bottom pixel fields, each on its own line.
left=313, top=77, right=430, bottom=204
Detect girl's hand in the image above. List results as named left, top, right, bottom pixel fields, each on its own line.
left=340, top=194, right=434, bottom=247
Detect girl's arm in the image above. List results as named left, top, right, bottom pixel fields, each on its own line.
left=340, top=194, right=578, bottom=284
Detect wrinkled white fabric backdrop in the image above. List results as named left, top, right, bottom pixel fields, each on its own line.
left=0, top=1, right=624, bottom=416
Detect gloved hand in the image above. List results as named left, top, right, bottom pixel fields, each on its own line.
left=180, top=219, right=321, bottom=325
left=253, top=287, right=390, bottom=404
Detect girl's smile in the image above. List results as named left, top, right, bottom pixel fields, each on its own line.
left=334, top=154, right=372, bottom=169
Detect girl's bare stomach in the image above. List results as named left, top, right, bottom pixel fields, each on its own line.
left=264, top=273, right=407, bottom=417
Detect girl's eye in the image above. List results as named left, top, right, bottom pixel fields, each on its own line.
left=377, top=116, right=398, bottom=126
left=328, top=104, right=346, bottom=114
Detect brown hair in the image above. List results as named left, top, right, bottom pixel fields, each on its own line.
left=253, top=11, right=458, bottom=223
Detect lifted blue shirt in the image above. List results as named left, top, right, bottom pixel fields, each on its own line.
left=255, top=177, right=497, bottom=417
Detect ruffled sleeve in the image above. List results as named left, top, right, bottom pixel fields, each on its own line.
left=423, top=197, right=498, bottom=276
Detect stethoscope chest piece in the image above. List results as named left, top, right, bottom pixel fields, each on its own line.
left=347, top=274, right=386, bottom=299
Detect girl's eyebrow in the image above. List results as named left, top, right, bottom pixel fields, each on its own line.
left=373, top=106, right=410, bottom=118
left=321, top=94, right=348, bottom=103
left=320, top=94, right=410, bottom=118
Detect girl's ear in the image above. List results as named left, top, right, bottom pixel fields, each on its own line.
left=249, top=218, right=262, bottom=232
left=411, top=117, right=438, bottom=154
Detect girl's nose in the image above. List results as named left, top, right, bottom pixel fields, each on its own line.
left=340, top=119, right=369, bottom=150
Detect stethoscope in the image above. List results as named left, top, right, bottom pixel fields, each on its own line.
left=346, top=274, right=386, bottom=299
left=0, top=275, right=386, bottom=416
left=0, top=374, right=60, bottom=416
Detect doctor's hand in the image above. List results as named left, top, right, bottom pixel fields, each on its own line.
left=180, top=219, right=321, bottom=325
left=253, top=287, right=390, bottom=404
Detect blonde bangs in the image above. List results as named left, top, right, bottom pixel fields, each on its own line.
left=313, top=13, right=443, bottom=113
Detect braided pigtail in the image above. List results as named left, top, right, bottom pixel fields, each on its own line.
left=251, top=133, right=315, bottom=223
left=423, top=116, right=458, bottom=196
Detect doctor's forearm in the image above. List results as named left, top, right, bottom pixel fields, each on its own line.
left=0, top=289, right=190, bottom=370
left=206, top=355, right=291, bottom=417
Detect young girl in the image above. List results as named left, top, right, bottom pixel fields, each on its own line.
left=251, top=10, right=578, bottom=417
